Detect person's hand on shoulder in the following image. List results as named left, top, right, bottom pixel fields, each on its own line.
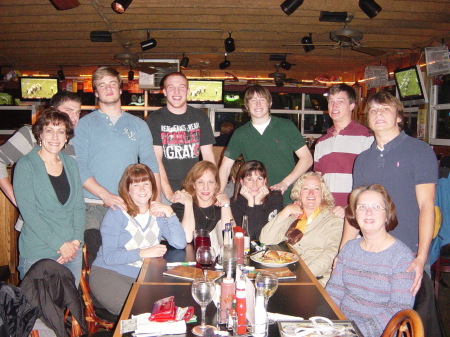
left=332, top=206, right=346, bottom=219
left=101, top=192, right=127, bottom=211
left=270, top=181, right=289, bottom=194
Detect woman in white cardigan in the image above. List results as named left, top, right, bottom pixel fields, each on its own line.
left=260, top=172, right=343, bottom=286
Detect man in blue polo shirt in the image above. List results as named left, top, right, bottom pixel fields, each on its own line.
left=339, top=91, right=438, bottom=295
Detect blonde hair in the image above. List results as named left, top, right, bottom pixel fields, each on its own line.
left=290, top=172, right=334, bottom=210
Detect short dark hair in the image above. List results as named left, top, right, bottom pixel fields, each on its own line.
left=92, top=66, right=122, bottom=91
left=118, top=164, right=158, bottom=217
left=162, top=72, right=188, bottom=89
left=365, top=91, right=404, bottom=130
left=243, top=85, right=272, bottom=109
left=32, top=107, right=74, bottom=145
left=49, top=91, right=81, bottom=108
left=346, top=184, right=398, bottom=232
left=327, top=84, right=356, bottom=104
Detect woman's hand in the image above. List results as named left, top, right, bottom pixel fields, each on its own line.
left=240, top=186, right=255, bottom=205
left=215, top=192, right=230, bottom=207
left=280, top=203, right=303, bottom=219
left=172, top=189, right=193, bottom=206
left=57, top=241, right=79, bottom=264
left=139, top=244, right=167, bottom=258
left=150, top=202, right=175, bottom=218
left=254, top=185, right=269, bottom=205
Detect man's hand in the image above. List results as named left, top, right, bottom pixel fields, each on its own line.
left=270, top=181, right=289, bottom=194
left=172, top=189, right=193, bottom=205
left=139, top=244, right=167, bottom=258
left=101, top=192, right=126, bottom=211
left=332, top=206, right=346, bottom=219
left=407, top=257, right=425, bottom=296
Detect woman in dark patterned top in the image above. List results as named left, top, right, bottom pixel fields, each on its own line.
left=231, top=160, right=283, bottom=240
left=171, top=161, right=233, bottom=243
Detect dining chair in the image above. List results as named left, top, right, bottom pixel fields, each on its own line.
left=80, top=245, right=116, bottom=333
left=433, top=243, right=450, bottom=299
left=381, top=309, right=424, bottom=337
left=30, top=315, right=82, bottom=337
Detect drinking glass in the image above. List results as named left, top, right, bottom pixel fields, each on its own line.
left=191, top=277, right=217, bottom=336
left=196, top=246, right=216, bottom=279
left=194, top=229, right=211, bottom=252
left=255, top=271, right=279, bottom=308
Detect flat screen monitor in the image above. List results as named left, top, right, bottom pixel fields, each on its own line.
left=19, top=76, right=60, bottom=101
left=393, top=65, right=428, bottom=106
left=187, top=79, right=224, bottom=108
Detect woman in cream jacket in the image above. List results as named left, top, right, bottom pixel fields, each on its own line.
left=260, top=172, right=343, bottom=286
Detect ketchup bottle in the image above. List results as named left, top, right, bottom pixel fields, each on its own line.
left=219, top=274, right=235, bottom=324
left=234, top=232, right=244, bottom=265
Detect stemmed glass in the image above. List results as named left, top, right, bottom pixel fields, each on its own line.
left=191, top=277, right=217, bottom=336
left=196, top=246, right=216, bottom=279
left=255, top=271, right=279, bottom=308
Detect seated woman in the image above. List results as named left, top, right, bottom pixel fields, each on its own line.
left=326, top=184, right=415, bottom=337
left=14, top=108, right=85, bottom=286
left=171, top=161, right=233, bottom=243
left=90, top=164, right=186, bottom=315
left=260, top=172, right=343, bottom=286
left=231, top=160, right=283, bottom=240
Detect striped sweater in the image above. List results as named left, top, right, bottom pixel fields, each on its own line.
left=326, top=238, right=415, bottom=337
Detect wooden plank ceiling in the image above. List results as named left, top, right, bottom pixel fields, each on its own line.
left=0, top=0, right=449, bottom=83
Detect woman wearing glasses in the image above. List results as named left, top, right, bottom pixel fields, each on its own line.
left=326, top=184, right=415, bottom=337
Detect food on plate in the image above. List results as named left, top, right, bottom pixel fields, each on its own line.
left=259, top=251, right=295, bottom=264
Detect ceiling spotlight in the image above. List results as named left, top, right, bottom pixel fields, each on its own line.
left=111, top=0, right=133, bottom=14
left=280, top=59, right=291, bottom=70
left=280, top=0, right=304, bottom=16
left=359, top=0, right=382, bottom=19
left=224, top=31, right=235, bottom=53
left=128, top=69, right=134, bottom=81
left=180, top=54, right=189, bottom=69
left=140, top=30, right=157, bottom=51
left=301, top=33, right=315, bottom=53
left=219, top=54, right=231, bottom=70
left=57, top=66, right=65, bottom=81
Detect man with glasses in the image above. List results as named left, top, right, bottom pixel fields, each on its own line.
left=219, top=84, right=312, bottom=205
left=339, top=91, right=438, bottom=295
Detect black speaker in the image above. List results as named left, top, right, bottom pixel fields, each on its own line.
left=90, top=31, right=112, bottom=42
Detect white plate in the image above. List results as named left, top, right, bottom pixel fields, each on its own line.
left=250, top=250, right=299, bottom=268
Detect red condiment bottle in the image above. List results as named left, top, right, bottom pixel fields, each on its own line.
left=234, top=232, right=244, bottom=265
left=235, top=279, right=247, bottom=334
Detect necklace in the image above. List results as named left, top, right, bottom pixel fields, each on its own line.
left=198, top=205, right=216, bottom=220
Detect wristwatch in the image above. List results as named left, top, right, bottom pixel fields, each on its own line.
left=222, top=203, right=230, bottom=208
left=165, top=212, right=177, bottom=219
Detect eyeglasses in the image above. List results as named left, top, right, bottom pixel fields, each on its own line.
left=356, top=204, right=386, bottom=213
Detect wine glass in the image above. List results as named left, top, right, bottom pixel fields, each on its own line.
left=255, top=271, right=279, bottom=308
left=191, top=277, right=217, bottom=336
left=196, top=246, right=216, bottom=279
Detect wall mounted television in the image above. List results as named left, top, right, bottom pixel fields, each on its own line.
left=19, top=76, right=60, bottom=101
left=187, top=79, right=224, bottom=108
left=393, top=65, right=428, bottom=106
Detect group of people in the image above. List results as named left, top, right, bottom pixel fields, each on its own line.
left=0, top=67, right=439, bottom=337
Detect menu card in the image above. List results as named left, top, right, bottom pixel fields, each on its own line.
left=163, top=266, right=224, bottom=282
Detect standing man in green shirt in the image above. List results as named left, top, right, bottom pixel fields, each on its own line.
left=219, top=85, right=313, bottom=205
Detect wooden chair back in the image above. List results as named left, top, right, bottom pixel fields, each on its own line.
left=381, top=309, right=424, bottom=337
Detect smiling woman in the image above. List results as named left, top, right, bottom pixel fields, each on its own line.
left=13, top=108, right=85, bottom=286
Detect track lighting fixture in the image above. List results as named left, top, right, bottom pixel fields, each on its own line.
left=280, top=58, right=291, bottom=70
left=111, top=0, right=133, bottom=14
left=219, top=54, right=231, bottom=70
left=140, top=30, right=157, bottom=51
left=90, top=31, right=112, bottom=42
left=57, top=66, right=65, bottom=81
left=301, top=33, right=315, bottom=53
left=180, top=53, right=189, bottom=69
left=224, top=31, right=235, bottom=53
left=359, top=0, right=382, bottom=19
left=128, top=69, right=134, bottom=81
left=280, top=0, right=304, bottom=16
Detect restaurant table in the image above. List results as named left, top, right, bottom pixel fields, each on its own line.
left=113, top=242, right=345, bottom=337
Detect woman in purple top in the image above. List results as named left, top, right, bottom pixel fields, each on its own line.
left=326, top=184, right=415, bottom=337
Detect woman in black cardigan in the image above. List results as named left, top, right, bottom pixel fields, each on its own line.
left=231, top=160, right=283, bottom=240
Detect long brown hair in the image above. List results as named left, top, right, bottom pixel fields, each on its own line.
left=233, top=160, right=269, bottom=202
left=182, top=161, right=219, bottom=205
left=118, top=164, right=158, bottom=217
